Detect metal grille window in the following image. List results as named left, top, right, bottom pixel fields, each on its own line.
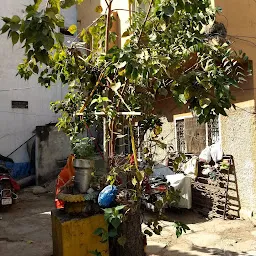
left=176, top=119, right=186, bottom=153
left=176, top=117, right=220, bottom=154
left=115, top=124, right=143, bottom=158
left=207, top=118, right=220, bottom=145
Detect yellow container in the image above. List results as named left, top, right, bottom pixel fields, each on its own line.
left=51, top=210, right=109, bottom=256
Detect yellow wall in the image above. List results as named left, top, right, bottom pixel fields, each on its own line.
left=215, top=0, right=256, bottom=101
left=52, top=211, right=109, bottom=256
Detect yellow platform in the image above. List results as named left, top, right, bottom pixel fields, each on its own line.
left=51, top=210, right=109, bottom=256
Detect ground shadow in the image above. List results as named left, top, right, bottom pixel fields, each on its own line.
left=147, top=244, right=249, bottom=256
left=143, top=208, right=207, bottom=226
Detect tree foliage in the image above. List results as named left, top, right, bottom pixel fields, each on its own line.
left=0, top=0, right=250, bottom=249
left=1, top=0, right=250, bottom=136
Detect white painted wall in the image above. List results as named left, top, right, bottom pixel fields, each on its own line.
left=0, top=0, right=77, bottom=162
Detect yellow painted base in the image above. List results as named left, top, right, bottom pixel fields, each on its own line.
left=51, top=210, right=109, bottom=256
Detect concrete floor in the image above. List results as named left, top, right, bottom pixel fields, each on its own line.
left=0, top=189, right=54, bottom=256
left=145, top=210, right=256, bottom=256
left=1, top=189, right=256, bottom=256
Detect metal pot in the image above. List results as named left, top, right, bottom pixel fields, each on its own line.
left=73, top=159, right=95, bottom=193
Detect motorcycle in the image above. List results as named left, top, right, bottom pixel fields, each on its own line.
left=0, top=164, right=19, bottom=207
left=142, top=176, right=168, bottom=212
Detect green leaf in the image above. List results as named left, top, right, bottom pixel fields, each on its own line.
left=43, top=37, right=55, bottom=50
left=10, top=22, right=20, bottom=31
left=95, top=5, right=103, bottom=13
left=184, top=88, right=191, bottom=100
left=89, top=250, right=102, bottom=256
left=49, top=0, right=61, bottom=13
left=94, top=228, right=104, bottom=236
left=136, top=171, right=144, bottom=183
left=61, top=0, right=76, bottom=9
left=111, top=218, right=121, bottom=229
left=11, top=31, right=19, bottom=45
left=101, top=231, right=109, bottom=243
left=55, top=14, right=65, bottom=27
left=144, top=229, right=153, bottom=236
left=178, top=94, right=187, bottom=104
left=68, top=24, right=77, bottom=34
left=115, top=205, right=125, bottom=211
left=55, top=32, right=64, bottom=44
left=144, top=167, right=153, bottom=176
left=2, top=17, right=11, bottom=23
left=131, top=68, right=138, bottom=80
left=108, top=229, right=118, bottom=238
left=1, top=24, right=10, bottom=34
left=132, top=177, right=138, bottom=186
left=33, top=65, right=39, bottom=74
left=103, top=208, right=113, bottom=214
left=122, top=30, right=131, bottom=37
left=117, top=236, right=127, bottom=247
left=199, top=98, right=211, bottom=109
left=34, top=0, right=43, bottom=10
left=11, top=15, right=21, bottom=24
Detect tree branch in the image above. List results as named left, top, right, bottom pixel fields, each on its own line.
left=138, top=0, right=154, bottom=43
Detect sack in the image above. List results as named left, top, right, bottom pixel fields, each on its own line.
left=98, top=185, right=118, bottom=207
left=199, top=146, right=211, bottom=163
left=183, top=156, right=198, bottom=178
left=210, top=142, right=223, bottom=163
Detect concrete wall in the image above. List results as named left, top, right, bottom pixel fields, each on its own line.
left=0, top=1, right=76, bottom=163
left=35, top=124, right=71, bottom=185
left=220, top=101, right=256, bottom=218
left=214, top=0, right=256, bottom=218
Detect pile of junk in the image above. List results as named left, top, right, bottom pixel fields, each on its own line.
left=55, top=140, right=225, bottom=215
left=141, top=141, right=226, bottom=212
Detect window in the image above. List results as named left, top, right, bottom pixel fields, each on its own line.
left=175, top=116, right=220, bottom=154
left=12, top=101, right=28, bottom=109
left=115, top=123, right=143, bottom=159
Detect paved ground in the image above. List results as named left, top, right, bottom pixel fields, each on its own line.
left=1, top=189, right=256, bottom=256
left=0, top=189, right=54, bottom=256
left=145, top=210, right=256, bottom=256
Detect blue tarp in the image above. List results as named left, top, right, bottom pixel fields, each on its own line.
left=5, top=162, right=34, bottom=180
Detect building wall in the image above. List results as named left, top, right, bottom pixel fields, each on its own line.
left=0, top=1, right=76, bottom=163
left=77, top=0, right=130, bottom=47
left=35, top=125, right=71, bottom=185
left=214, top=0, right=256, bottom=218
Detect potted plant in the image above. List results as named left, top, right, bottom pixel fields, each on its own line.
left=71, top=137, right=95, bottom=193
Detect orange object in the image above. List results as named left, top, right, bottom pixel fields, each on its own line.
left=55, top=155, right=75, bottom=209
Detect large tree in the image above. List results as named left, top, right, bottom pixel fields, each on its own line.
left=1, top=0, right=250, bottom=255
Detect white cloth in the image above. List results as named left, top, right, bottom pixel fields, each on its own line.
left=152, top=165, right=192, bottom=209
left=199, top=146, right=211, bottom=163
left=210, top=142, right=223, bottom=163
left=166, top=174, right=192, bottom=209
left=181, top=156, right=198, bottom=178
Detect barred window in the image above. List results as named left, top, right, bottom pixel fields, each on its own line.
left=176, top=117, right=220, bottom=154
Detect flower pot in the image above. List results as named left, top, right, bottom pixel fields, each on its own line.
left=73, top=159, right=95, bottom=193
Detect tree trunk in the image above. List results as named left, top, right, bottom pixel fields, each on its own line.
left=110, top=206, right=144, bottom=256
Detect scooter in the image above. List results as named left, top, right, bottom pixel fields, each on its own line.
left=0, top=165, right=19, bottom=207
left=142, top=176, right=168, bottom=212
